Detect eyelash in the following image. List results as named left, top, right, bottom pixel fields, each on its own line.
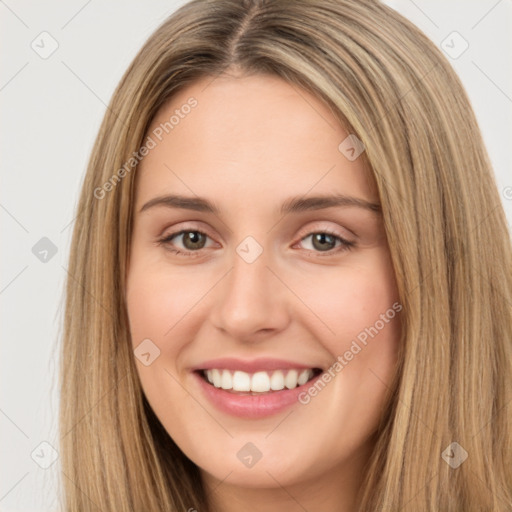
left=156, top=227, right=356, bottom=258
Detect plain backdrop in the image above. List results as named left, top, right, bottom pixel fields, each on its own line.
left=1, top=1, right=511, bottom=510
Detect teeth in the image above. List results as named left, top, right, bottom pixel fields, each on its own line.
left=220, top=369, right=232, bottom=390
left=252, top=371, right=270, bottom=392
left=211, top=369, right=221, bottom=387
left=297, top=369, right=310, bottom=386
left=232, top=371, right=251, bottom=391
left=270, top=370, right=284, bottom=390
left=204, top=368, right=316, bottom=393
left=284, top=369, right=298, bottom=389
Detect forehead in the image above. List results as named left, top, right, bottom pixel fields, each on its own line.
left=135, top=73, right=377, bottom=209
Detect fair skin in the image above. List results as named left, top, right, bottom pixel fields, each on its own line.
left=126, top=71, right=401, bottom=512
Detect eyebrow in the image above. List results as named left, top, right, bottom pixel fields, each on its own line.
left=139, top=193, right=381, bottom=215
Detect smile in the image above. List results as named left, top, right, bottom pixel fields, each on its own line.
left=192, top=362, right=325, bottom=418
left=199, top=368, right=322, bottom=394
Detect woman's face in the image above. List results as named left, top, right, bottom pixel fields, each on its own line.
left=126, top=72, right=401, bottom=504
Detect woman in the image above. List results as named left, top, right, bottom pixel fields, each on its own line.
left=59, top=0, right=512, bottom=510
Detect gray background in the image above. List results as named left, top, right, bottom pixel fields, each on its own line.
left=1, top=1, right=511, bottom=510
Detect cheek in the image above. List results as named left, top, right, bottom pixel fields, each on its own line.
left=126, top=282, right=170, bottom=352
left=295, top=248, right=401, bottom=419
left=125, top=264, right=199, bottom=434
left=297, top=250, right=400, bottom=348
left=125, top=260, right=207, bottom=350
left=125, top=259, right=213, bottom=417
left=299, top=264, right=401, bottom=449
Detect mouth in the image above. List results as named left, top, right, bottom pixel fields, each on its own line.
left=194, top=367, right=323, bottom=395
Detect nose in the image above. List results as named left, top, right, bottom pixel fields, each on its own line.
left=210, top=244, right=290, bottom=341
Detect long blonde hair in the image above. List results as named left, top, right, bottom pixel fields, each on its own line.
left=59, top=0, right=512, bottom=510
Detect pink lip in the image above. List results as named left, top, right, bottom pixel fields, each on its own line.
left=192, top=369, right=323, bottom=419
left=193, top=357, right=321, bottom=373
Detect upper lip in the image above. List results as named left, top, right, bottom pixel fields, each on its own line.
left=192, top=357, right=323, bottom=373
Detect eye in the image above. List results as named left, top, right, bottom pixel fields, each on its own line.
left=297, top=230, right=355, bottom=256
left=157, top=229, right=214, bottom=256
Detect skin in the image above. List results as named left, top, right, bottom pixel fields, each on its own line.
left=126, top=71, right=401, bottom=512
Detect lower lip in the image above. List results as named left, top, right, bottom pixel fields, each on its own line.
left=192, top=371, right=322, bottom=419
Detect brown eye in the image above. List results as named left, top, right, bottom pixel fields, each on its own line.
left=298, top=230, right=355, bottom=256
left=180, top=231, right=207, bottom=250
left=311, top=233, right=337, bottom=251
left=159, top=229, right=211, bottom=254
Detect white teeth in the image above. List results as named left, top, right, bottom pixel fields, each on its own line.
left=270, top=370, right=285, bottom=390
left=211, top=369, right=221, bottom=387
left=297, top=369, right=310, bottom=386
left=204, top=368, right=316, bottom=393
left=251, top=371, right=270, bottom=392
left=232, top=371, right=251, bottom=391
left=284, top=369, right=298, bottom=389
left=220, top=369, right=232, bottom=389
